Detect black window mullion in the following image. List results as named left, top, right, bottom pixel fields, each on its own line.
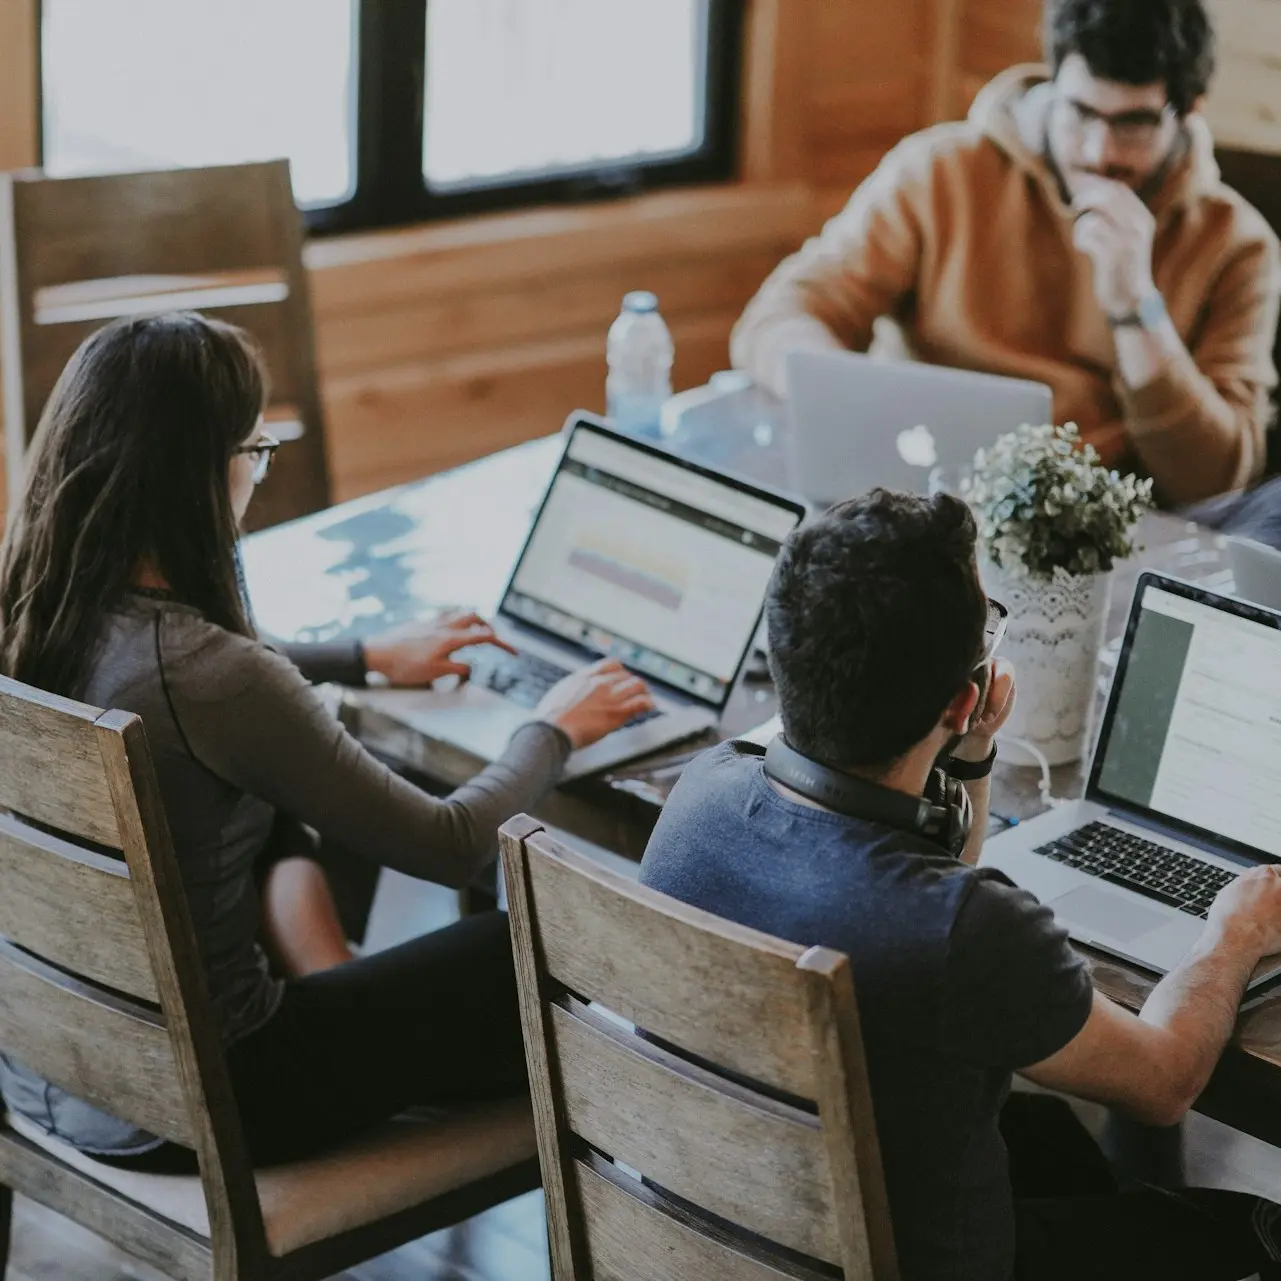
left=305, top=0, right=426, bottom=234
left=372, top=0, right=429, bottom=226
left=413, top=0, right=743, bottom=224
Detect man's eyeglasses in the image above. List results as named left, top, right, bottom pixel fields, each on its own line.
left=982, top=598, right=1009, bottom=663
left=1062, top=98, right=1173, bottom=149
left=234, top=432, right=280, bottom=486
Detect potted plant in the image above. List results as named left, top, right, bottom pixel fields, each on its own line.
left=962, top=423, right=1153, bottom=765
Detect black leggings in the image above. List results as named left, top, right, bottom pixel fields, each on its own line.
left=104, top=910, right=527, bottom=1172
left=1007, top=1093, right=1281, bottom=1281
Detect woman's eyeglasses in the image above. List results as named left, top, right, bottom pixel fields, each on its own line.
left=235, top=433, right=281, bottom=486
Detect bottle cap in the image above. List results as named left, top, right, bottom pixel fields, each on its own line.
left=622, top=290, right=658, bottom=314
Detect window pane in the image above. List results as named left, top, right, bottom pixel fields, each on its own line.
left=423, top=0, right=706, bottom=192
left=42, top=0, right=358, bottom=208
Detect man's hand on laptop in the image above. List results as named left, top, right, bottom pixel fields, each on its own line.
left=537, top=659, right=656, bottom=750
left=1023, top=861, right=1281, bottom=1129
left=362, top=610, right=516, bottom=687
left=1205, top=864, right=1281, bottom=964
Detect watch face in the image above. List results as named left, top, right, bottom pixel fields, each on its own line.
left=1138, top=291, right=1167, bottom=330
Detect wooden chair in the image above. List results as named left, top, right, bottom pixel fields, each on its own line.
left=499, top=816, right=900, bottom=1281
left=0, top=160, right=331, bottom=529
left=0, top=675, right=539, bottom=1281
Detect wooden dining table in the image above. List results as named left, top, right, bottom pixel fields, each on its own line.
left=242, top=413, right=1281, bottom=1147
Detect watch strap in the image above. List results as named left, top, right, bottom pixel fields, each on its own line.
left=944, top=742, right=997, bottom=781
left=1107, top=291, right=1167, bottom=331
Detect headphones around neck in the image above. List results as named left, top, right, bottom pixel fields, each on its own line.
left=761, top=734, right=972, bottom=857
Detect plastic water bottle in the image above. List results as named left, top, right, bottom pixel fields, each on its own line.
left=606, top=291, right=674, bottom=439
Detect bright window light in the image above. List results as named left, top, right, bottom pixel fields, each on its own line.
left=423, top=0, right=707, bottom=191
left=41, top=0, right=358, bottom=208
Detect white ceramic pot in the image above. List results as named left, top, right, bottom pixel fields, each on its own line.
left=982, top=562, right=1112, bottom=767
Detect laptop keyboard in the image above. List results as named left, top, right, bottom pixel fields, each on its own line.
left=1034, top=821, right=1237, bottom=920
left=467, top=647, right=662, bottom=729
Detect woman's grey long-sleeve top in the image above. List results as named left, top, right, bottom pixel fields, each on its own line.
left=0, top=592, right=568, bottom=1154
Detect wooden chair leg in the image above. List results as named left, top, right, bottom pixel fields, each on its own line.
left=0, top=1181, right=13, bottom=1276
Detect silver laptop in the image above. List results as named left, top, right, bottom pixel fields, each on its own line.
left=361, top=414, right=806, bottom=781
left=983, top=572, right=1281, bottom=989
left=784, top=349, right=1053, bottom=506
left=1228, top=536, right=1281, bottom=611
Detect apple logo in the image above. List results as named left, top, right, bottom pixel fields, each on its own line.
left=896, top=423, right=938, bottom=469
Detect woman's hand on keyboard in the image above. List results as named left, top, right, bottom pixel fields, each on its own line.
left=537, top=659, right=656, bottom=750
left=362, top=611, right=515, bottom=686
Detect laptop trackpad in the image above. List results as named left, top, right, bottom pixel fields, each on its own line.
left=1050, top=886, right=1170, bottom=943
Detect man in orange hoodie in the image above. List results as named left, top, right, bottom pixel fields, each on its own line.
left=733, top=0, right=1280, bottom=511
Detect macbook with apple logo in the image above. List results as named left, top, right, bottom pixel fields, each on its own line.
left=783, top=349, right=1053, bottom=507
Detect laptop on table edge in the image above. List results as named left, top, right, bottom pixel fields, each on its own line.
left=983, top=572, right=1281, bottom=991
left=360, top=412, right=808, bottom=781
left=784, top=348, right=1054, bottom=507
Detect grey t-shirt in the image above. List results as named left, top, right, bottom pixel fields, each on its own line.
left=639, top=742, right=1093, bottom=1281
left=0, top=593, right=569, bottom=1154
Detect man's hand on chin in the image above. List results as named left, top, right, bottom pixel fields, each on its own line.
left=1071, top=177, right=1158, bottom=319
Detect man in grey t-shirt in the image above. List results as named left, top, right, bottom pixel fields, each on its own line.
left=641, top=490, right=1281, bottom=1281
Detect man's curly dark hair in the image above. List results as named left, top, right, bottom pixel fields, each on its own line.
left=1045, top=0, right=1215, bottom=117
left=766, top=490, right=987, bottom=773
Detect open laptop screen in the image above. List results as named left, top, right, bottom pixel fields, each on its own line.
left=501, top=424, right=803, bottom=707
left=1090, top=580, right=1281, bottom=861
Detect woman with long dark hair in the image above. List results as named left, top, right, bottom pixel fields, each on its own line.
left=0, top=311, right=652, bottom=1170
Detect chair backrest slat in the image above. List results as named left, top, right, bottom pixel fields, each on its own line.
left=572, top=1155, right=831, bottom=1281
left=521, top=829, right=816, bottom=1098
left=0, top=677, right=119, bottom=847
left=0, top=160, right=330, bottom=530
left=551, top=999, right=836, bottom=1261
left=10, top=165, right=288, bottom=288
left=0, top=812, right=157, bottom=1001
left=23, top=296, right=303, bottom=430
left=0, top=939, right=193, bottom=1145
left=500, top=819, right=900, bottom=1281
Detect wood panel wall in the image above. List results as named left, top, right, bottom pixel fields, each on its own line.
left=1, top=0, right=1278, bottom=520
left=0, top=0, right=39, bottom=527
left=307, top=185, right=810, bottom=497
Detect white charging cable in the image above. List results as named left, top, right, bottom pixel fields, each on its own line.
left=998, top=735, right=1069, bottom=812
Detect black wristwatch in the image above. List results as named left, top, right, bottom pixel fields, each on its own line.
left=944, top=742, right=997, bottom=781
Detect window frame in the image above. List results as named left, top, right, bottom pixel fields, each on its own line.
left=37, top=0, right=745, bottom=237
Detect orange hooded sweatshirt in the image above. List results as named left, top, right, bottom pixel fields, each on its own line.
left=732, top=66, right=1281, bottom=506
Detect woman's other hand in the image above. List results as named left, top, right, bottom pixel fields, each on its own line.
left=536, top=658, right=656, bottom=750
left=362, top=611, right=515, bottom=687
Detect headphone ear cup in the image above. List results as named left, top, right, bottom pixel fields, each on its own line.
left=921, top=769, right=971, bottom=856
left=946, top=776, right=973, bottom=857
left=923, top=766, right=948, bottom=808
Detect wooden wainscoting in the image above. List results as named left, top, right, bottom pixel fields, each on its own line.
left=953, top=0, right=1041, bottom=118
left=803, top=0, right=939, bottom=223
left=307, top=183, right=812, bottom=501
